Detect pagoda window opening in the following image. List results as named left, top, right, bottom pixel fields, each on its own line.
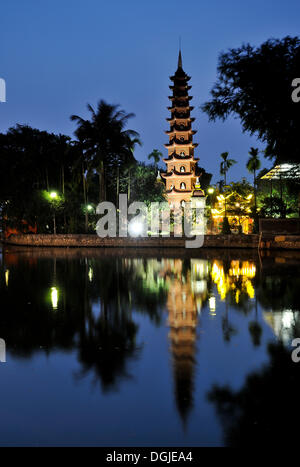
left=179, top=151, right=185, bottom=157
left=180, top=166, right=186, bottom=173
left=180, top=136, right=185, bottom=142
left=180, top=182, right=186, bottom=190
left=180, top=200, right=186, bottom=207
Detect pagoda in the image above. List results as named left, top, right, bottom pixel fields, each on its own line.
left=161, top=50, right=204, bottom=207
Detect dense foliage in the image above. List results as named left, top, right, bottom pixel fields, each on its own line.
left=202, top=36, right=300, bottom=164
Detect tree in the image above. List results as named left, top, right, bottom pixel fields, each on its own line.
left=220, top=152, right=237, bottom=217
left=119, top=162, right=165, bottom=204
left=0, top=125, right=78, bottom=233
left=246, top=147, right=261, bottom=215
left=201, top=36, right=300, bottom=164
left=71, top=100, right=140, bottom=203
left=147, top=149, right=162, bottom=166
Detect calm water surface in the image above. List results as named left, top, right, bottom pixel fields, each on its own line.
left=0, top=246, right=299, bottom=446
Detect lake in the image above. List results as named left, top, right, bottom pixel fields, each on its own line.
left=0, top=246, right=299, bottom=447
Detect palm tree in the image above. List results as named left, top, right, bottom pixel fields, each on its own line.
left=220, top=152, right=237, bottom=217
left=148, top=149, right=162, bottom=166
left=246, top=147, right=261, bottom=214
left=71, top=100, right=140, bottom=203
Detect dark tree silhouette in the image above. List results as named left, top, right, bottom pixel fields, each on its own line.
left=71, top=100, right=140, bottom=202
left=202, top=36, right=300, bottom=164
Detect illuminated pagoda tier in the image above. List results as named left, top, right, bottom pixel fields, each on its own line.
left=161, top=51, right=205, bottom=207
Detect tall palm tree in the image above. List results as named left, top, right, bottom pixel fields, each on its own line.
left=148, top=149, right=162, bottom=166
left=246, top=147, right=261, bottom=214
left=220, top=152, right=237, bottom=217
left=71, top=100, right=140, bottom=203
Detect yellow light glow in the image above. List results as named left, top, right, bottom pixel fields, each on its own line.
left=50, top=191, right=58, bottom=199
left=5, top=269, right=9, bottom=287
left=51, top=287, right=58, bottom=309
left=212, top=260, right=256, bottom=301
left=88, top=267, right=93, bottom=282
left=245, top=280, right=255, bottom=299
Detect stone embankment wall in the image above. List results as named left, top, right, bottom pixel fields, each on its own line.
left=2, top=233, right=300, bottom=249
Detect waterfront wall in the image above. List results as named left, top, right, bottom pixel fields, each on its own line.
left=2, top=233, right=300, bottom=249
left=259, top=218, right=300, bottom=234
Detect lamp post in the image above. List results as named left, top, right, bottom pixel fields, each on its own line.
left=49, top=191, right=58, bottom=235
left=207, top=187, right=215, bottom=233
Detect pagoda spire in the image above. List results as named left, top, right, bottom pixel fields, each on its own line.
left=178, top=49, right=182, bottom=69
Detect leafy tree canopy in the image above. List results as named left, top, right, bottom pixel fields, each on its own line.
left=202, top=36, right=300, bottom=164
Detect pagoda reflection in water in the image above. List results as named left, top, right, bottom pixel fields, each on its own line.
left=161, top=259, right=209, bottom=423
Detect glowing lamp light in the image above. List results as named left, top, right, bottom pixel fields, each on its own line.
left=87, top=204, right=93, bottom=211
left=128, top=221, right=145, bottom=237
left=49, top=191, right=58, bottom=199
left=207, top=187, right=214, bottom=194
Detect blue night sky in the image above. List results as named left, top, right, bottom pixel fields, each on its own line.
left=1, top=0, right=299, bottom=183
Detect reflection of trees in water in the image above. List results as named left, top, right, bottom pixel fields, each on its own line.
left=256, top=261, right=300, bottom=344
left=2, top=247, right=300, bottom=420
left=76, top=307, right=139, bottom=391
left=0, top=253, right=169, bottom=391
left=208, top=342, right=300, bottom=446
left=256, top=266, right=300, bottom=312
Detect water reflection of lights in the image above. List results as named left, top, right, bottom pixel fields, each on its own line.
left=229, top=261, right=256, bottom=279
left=263, top=309, right=299, bottom=345
left=5, top=269, right=9, bottom=287
left=88, top=267, right=93, bottom=282
left=51, top=287, right=58, bottom=309
left=211, top=260, right=256, bottom=302
left=209, top=296, right=216, bottom=315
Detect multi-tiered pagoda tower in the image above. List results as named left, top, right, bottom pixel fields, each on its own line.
left=162, top=51, right=203, bottom=207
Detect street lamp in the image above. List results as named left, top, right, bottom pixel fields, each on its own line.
left=207, top=187, right=214, bottom=194
left=47, top=191, right=59, bottom=234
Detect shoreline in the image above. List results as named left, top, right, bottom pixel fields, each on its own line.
left=2, top=233, right=300, bottom=249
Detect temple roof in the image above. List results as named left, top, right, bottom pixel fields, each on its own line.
left=165, top=123, right=192, bottom=131
left=170, top=72, right=191, bottom=82
left=161, top=169, right=194, bottom=178
left=163, top=153, right=199, bottom=161
left=165, top=128, right=197, bottom=135
left=164, top=139, right=198, bottom=148
left=166, top=115, right=195, bottom=122
left=168, top=95, right=193, bottom=101
left=192, top=189, right=205, bottom=197
left=169, top=84, right=192, bottom=91
left=166, top=187, right=193, bottom=193
left=168, top=105, right=194, bottom=111
left=260, top=163, right=300, bottom=180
